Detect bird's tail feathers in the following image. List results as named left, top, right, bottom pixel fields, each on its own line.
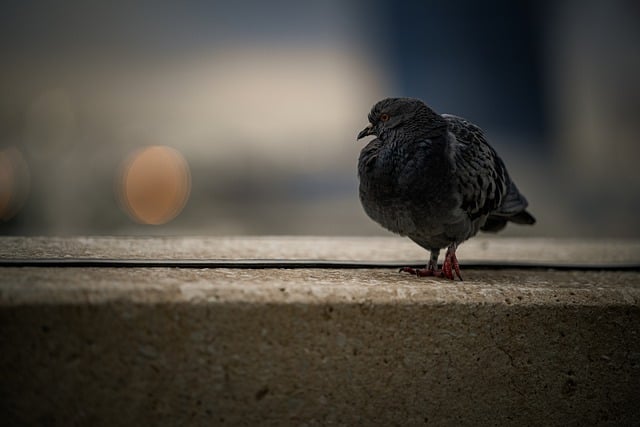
left=508, top=210, right=536, bottom=225
left=480, top=178, right=536, bottom=233
left=497, top=181, right=529, bottom=216
left=481, top=209, right=536, bottom=233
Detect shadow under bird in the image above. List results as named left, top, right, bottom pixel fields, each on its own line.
left=357, top=98, right=535, bottom=280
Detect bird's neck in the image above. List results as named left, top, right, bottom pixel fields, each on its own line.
left=386, top=125, right=448, bottom=151
left=415, top=106, right=449, bottom=136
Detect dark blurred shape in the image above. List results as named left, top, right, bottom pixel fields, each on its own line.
left=0, top=147, right=30, bottom=221
left=117, top=146, right=191, bottom=225
left=380, top=0, right=546, bottom=139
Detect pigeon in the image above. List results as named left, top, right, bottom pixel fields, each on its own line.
left=357, top=97, right=535, bottom=280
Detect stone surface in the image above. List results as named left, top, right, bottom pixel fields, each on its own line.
left=1, top=237, right=639, bottom=425
left=1, top=235, right=640, bottom=264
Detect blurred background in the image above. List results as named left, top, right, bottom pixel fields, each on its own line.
left=1, top=0, right=639, bottom=237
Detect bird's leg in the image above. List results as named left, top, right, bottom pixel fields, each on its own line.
left=441, top=243, right=463, bottom=281
left=400, top=250, right=440, bottom=277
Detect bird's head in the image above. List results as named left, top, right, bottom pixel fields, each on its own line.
left=357, top=97, right=445, bottom=141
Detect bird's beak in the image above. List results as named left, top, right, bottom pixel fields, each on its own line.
left=357, top=123, right=375, bottom=140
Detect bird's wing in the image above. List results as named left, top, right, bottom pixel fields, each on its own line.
left=442, top=114, right=519, bottom=222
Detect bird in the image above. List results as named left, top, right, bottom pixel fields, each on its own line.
left=357, top=97, right=535, bottom=280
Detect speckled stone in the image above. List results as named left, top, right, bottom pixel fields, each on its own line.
left=1, top=237, right=639, bottom=425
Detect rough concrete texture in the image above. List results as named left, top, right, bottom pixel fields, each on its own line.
left=1, top=237, right=640, bottom=425
left=2, top=236, right=640, bottom=264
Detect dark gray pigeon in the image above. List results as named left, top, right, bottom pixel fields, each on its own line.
left=357, top=97, right=535, bottom=280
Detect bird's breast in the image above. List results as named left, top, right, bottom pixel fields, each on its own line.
left=357, top=142, right=459, bottom=238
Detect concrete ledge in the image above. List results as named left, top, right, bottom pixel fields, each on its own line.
left=1, top=237, right=639, bottom=425
left=2, top=236, right=640, bottom=264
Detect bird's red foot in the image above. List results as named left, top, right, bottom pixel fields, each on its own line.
left=442, top=249, right=463, bottom=281
left=401, top=244, right=462, bottom=281
left=400, top=266, right=439, bottom=277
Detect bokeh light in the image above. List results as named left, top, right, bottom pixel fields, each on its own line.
left=117, top=146, right=191, bottom=225
left=0, top=147, right=30, bottom=222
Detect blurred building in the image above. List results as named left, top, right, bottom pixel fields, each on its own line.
left=1, top=1, right=639, bottom=237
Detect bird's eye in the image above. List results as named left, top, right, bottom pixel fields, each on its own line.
left=379, top=113, right=390, bottom=122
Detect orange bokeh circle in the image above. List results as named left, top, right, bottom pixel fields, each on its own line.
left=117, top=146, right=191, bottom=225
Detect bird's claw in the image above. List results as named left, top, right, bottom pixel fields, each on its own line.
left=400, top=253, right=463, bottom=281
left=399, top=266, right=438, bottom=277
left=399, top=266, right=425, bottom=276
left=399, top=266, right=417, bottom=275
